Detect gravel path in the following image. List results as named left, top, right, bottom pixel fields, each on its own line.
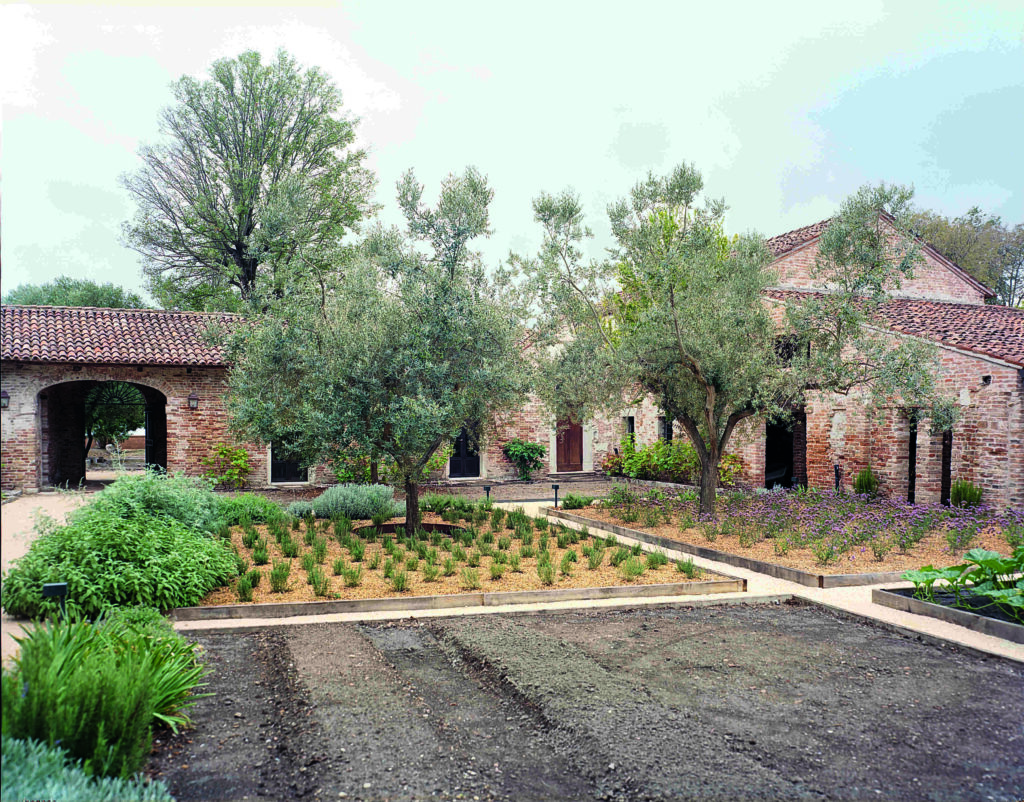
left=150, top=602, right=1024, bottom=801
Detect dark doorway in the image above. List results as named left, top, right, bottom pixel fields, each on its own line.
left=270, top=445, right=307, bottom=483
left=907, top=417, right=918, bottom=504
left=940, top=429, right=953, bottom=505
left=449, top=427, right=481, bottom=478
left=39, top=380, right=166, bottom=487
left=765, top=409, right=806, bottom=489
left=556, top=419, right=583, bottom=472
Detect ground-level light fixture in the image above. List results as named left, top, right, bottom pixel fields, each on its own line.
left=483, top=485, right=491, bottom=501
left=551, top=483, right=560, bottom=509
left=0, top=390, right=9, bottom=409
left=43, top=582, right=68, bottom=616
left=187, top=392, right=200, bottom=410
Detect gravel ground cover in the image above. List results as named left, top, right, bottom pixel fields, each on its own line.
left=200, top=511, right=718, bottom=606
left=149, top=602, right=1024, bottom=801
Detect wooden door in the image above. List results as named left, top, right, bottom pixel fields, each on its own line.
left=449, top=427, right=481, bottom=478
left=556, top=419, right=583, bottom=472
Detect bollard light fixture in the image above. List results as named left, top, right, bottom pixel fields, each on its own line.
left=0, top=390, right=9, bottom=409
left=482, top=485, right=491, bottom=501
left=187, top=392, right=199, bottom=410
left=42, top=582, right=69, bottom=616
left=551, top=483, right=560, bottom=509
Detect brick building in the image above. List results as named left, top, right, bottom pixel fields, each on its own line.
left=728, top=217, right=1024, bottom=509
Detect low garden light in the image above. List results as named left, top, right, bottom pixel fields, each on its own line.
left=187, top=392, right=199, bottom=410
left=0, top=390, right=9, bottom=409
left=551, top=483, right=560, bottom=509
left=42, top=582, right=68, bottom=616
left=483, top=485, right=491, bottom=501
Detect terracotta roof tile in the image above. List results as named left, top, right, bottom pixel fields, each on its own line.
left=765, top=218, right=832, bottom=257
left=766, top=289, right=1024, bottom=367
left=1, top=305, right=238, bottom=366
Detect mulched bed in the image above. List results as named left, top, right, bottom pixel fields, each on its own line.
left=200, top=512, right=721, bottom=607
left=566, top=506, right=1012, bottom=575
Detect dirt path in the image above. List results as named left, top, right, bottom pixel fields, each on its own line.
left=150, top=602, right=1024, bottom=802
left=1, top=493, right=86, bottom=662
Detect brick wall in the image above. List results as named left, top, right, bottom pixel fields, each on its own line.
left=1, top=362, right=270, bottom=491
left=771, top=236, right=988, bottom=304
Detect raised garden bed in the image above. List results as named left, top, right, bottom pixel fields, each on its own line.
left=547, top=506, right=1012, bottom=588
left=185, top=510, right=743, bottom=618
left=872, top=587, right=1024, bottom=644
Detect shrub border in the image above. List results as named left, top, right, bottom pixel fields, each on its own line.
left=872, top=587, right=1024, bottom=644
left=546, top=507, right=910, bottom=589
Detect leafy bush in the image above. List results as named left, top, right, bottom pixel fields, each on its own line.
left=295, top=483, right=404, bottom=520
left=1, top=502, right=237, bottom=619
left=286, top=500, right=314, bottom=518
left=561, top=493, right=594, bottom=510
left=602, top=437, right=740, bottom=486
left=200, top=442, right=253, bottom=489
left=904, top=547, right=1023, bottom=623
left=951, top=479, right=983, bottom=508
left=2, top=612, right=208, bottom=778
left=501, top=439, right=547, bottom=480
left=218, top=493, right=286, bottom=526
left=853, top=466, right=879, bottom=497
left=83, top=469, right=223, bottom=533
left=1, top=737, right=174, bottom=802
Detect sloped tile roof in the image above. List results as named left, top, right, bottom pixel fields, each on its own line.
left=765, top=218, right=832, bottom=257
left=1, top=305, right=239, bottom=366
left=766, top=214, right=994, bottom=298
left=766, top=289, right=1024, bottom=367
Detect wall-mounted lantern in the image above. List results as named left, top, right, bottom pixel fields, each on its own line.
left=0, top=390, right=9, bottom=409
left=187, top=392, right=200, bottom=410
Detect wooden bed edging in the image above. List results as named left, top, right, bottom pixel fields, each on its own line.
left=872, top=588, right=1024, bottom=645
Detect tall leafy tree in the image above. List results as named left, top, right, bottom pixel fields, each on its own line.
left=910, top=206, right=1024, bottom=306
left=226, top=168, right=527, bottom=530
left=3, top=277, right=149, bottom=308
left=122, top=49, right=375, bottom=310
left=522, top=166, right=953, bottom=515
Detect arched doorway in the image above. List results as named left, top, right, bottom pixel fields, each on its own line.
left=38, top=380, right=167, bottom=487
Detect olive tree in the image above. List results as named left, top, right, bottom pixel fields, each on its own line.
left=227, top=168, right=527, bottom=529
left=122, top=50, right=375, bottom=310
left=522, top=165, right=953, bottom=515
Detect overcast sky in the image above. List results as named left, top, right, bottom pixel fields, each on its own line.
left=2, top=1, right=1022, bottom=302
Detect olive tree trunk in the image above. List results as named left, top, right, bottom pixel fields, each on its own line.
left=404, top=478, right=421, bottom=533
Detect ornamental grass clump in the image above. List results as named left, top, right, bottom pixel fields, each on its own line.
left=646, top=550, right=669, bottom=569
left=332, top=557, right=347, bottom=576
left=390, top=570, right=409, bottom=592
left=490, top=563, right=505, bottom=581
left=460, top=568, right=481, bottom=590
left=618, top=556, right=646, bottom=581
left=537, top=563, right=555, bottom=586
left=423, top=564, right=440, bottom=582
left=442, top=557, right=457, bottom=577
left=252, top=539, right=269, bottom=566
left=675, top=557, right=702, bottom=578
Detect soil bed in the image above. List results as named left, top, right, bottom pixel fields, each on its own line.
left=151, top=602, right=1024, bottom=801
left=200, top=512, right=723, bottom=607
left=565, top=505, right=1011, bottom=576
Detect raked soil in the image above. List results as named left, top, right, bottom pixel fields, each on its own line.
left=148, top=601, right=1024, bottom=802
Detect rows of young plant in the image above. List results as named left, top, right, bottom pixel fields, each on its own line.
left=603, top=485, right=1021, bottom=566
left=225, top=494, right=704, bottom=601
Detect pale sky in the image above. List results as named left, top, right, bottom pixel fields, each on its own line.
left=2, top=1, right=1022, bottom=302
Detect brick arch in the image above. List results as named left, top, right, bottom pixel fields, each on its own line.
left=35, top=377, right=169, bottom=487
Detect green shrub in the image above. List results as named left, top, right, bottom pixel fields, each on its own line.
left=537, top=563, right=556, bottom=585
left=674, top=557, right=702, bottom=579
left=561, top=493, right=594, bottom=510
left=246, top=568, right=262, bottom=588
left=391, top=570, right=409, bottom=592
left=84, top=469, right=222, bottom=533
left=1, top=506, right=236, bottom=620
left=1, top=736, right=174, bottom=802
left=236, top=575, right=253, bottom=602
left=286, top=500, right=314, bottom=518
left=252, top=540, right=269, bottom=566
left=618, top=556, right=646, bottom=580
left=853, top=466, right=879, bottom=497
left=199, top=442, right=253, bottom=489
left=269, top=560, right=290, bottom=593
left=460, top=568, right=481, bottom=590
left=293, top=484, right=404, bottom=520
left=218, top=493, right=286, bottom=526
left=501, top=439, right=547, bottom=480
left=2, top=612, right=208, bottom=778
left=951, top=479, right=983, bottom=508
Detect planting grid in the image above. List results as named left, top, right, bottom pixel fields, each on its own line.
left=150, top=602, right=1024, bottom=801
left=200, top=510, right=720, bottom=606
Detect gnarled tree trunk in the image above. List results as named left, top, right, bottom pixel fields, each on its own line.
left=404, top=478, right=421, bottom=534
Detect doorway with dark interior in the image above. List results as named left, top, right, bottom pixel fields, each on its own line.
left=764, top=409, right=806, bottom=490
left=449, top=426, right=481, bottom=478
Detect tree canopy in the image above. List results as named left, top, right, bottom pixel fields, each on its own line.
left=520, top=166, right=955, bottom=514
left=226, top=168, right=528, bottom=529
left=122, top=49, right=376, bottom=311
left=3, top=277, right=149, bottom=308
left=910, top=206, right=1024, bottom=307
left=83, top=382, right=147, bottom=458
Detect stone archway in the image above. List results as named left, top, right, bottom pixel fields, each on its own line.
left=37, top=380, right=167, bottom=487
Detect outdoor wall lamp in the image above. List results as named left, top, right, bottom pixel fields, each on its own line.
left=551, top=483, right=560, bottom=509
left=483, top=485, right=491, bottom=501
left=0, top=390, right=9, bottom=409
left=187, top=392, right=200, bottom=410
